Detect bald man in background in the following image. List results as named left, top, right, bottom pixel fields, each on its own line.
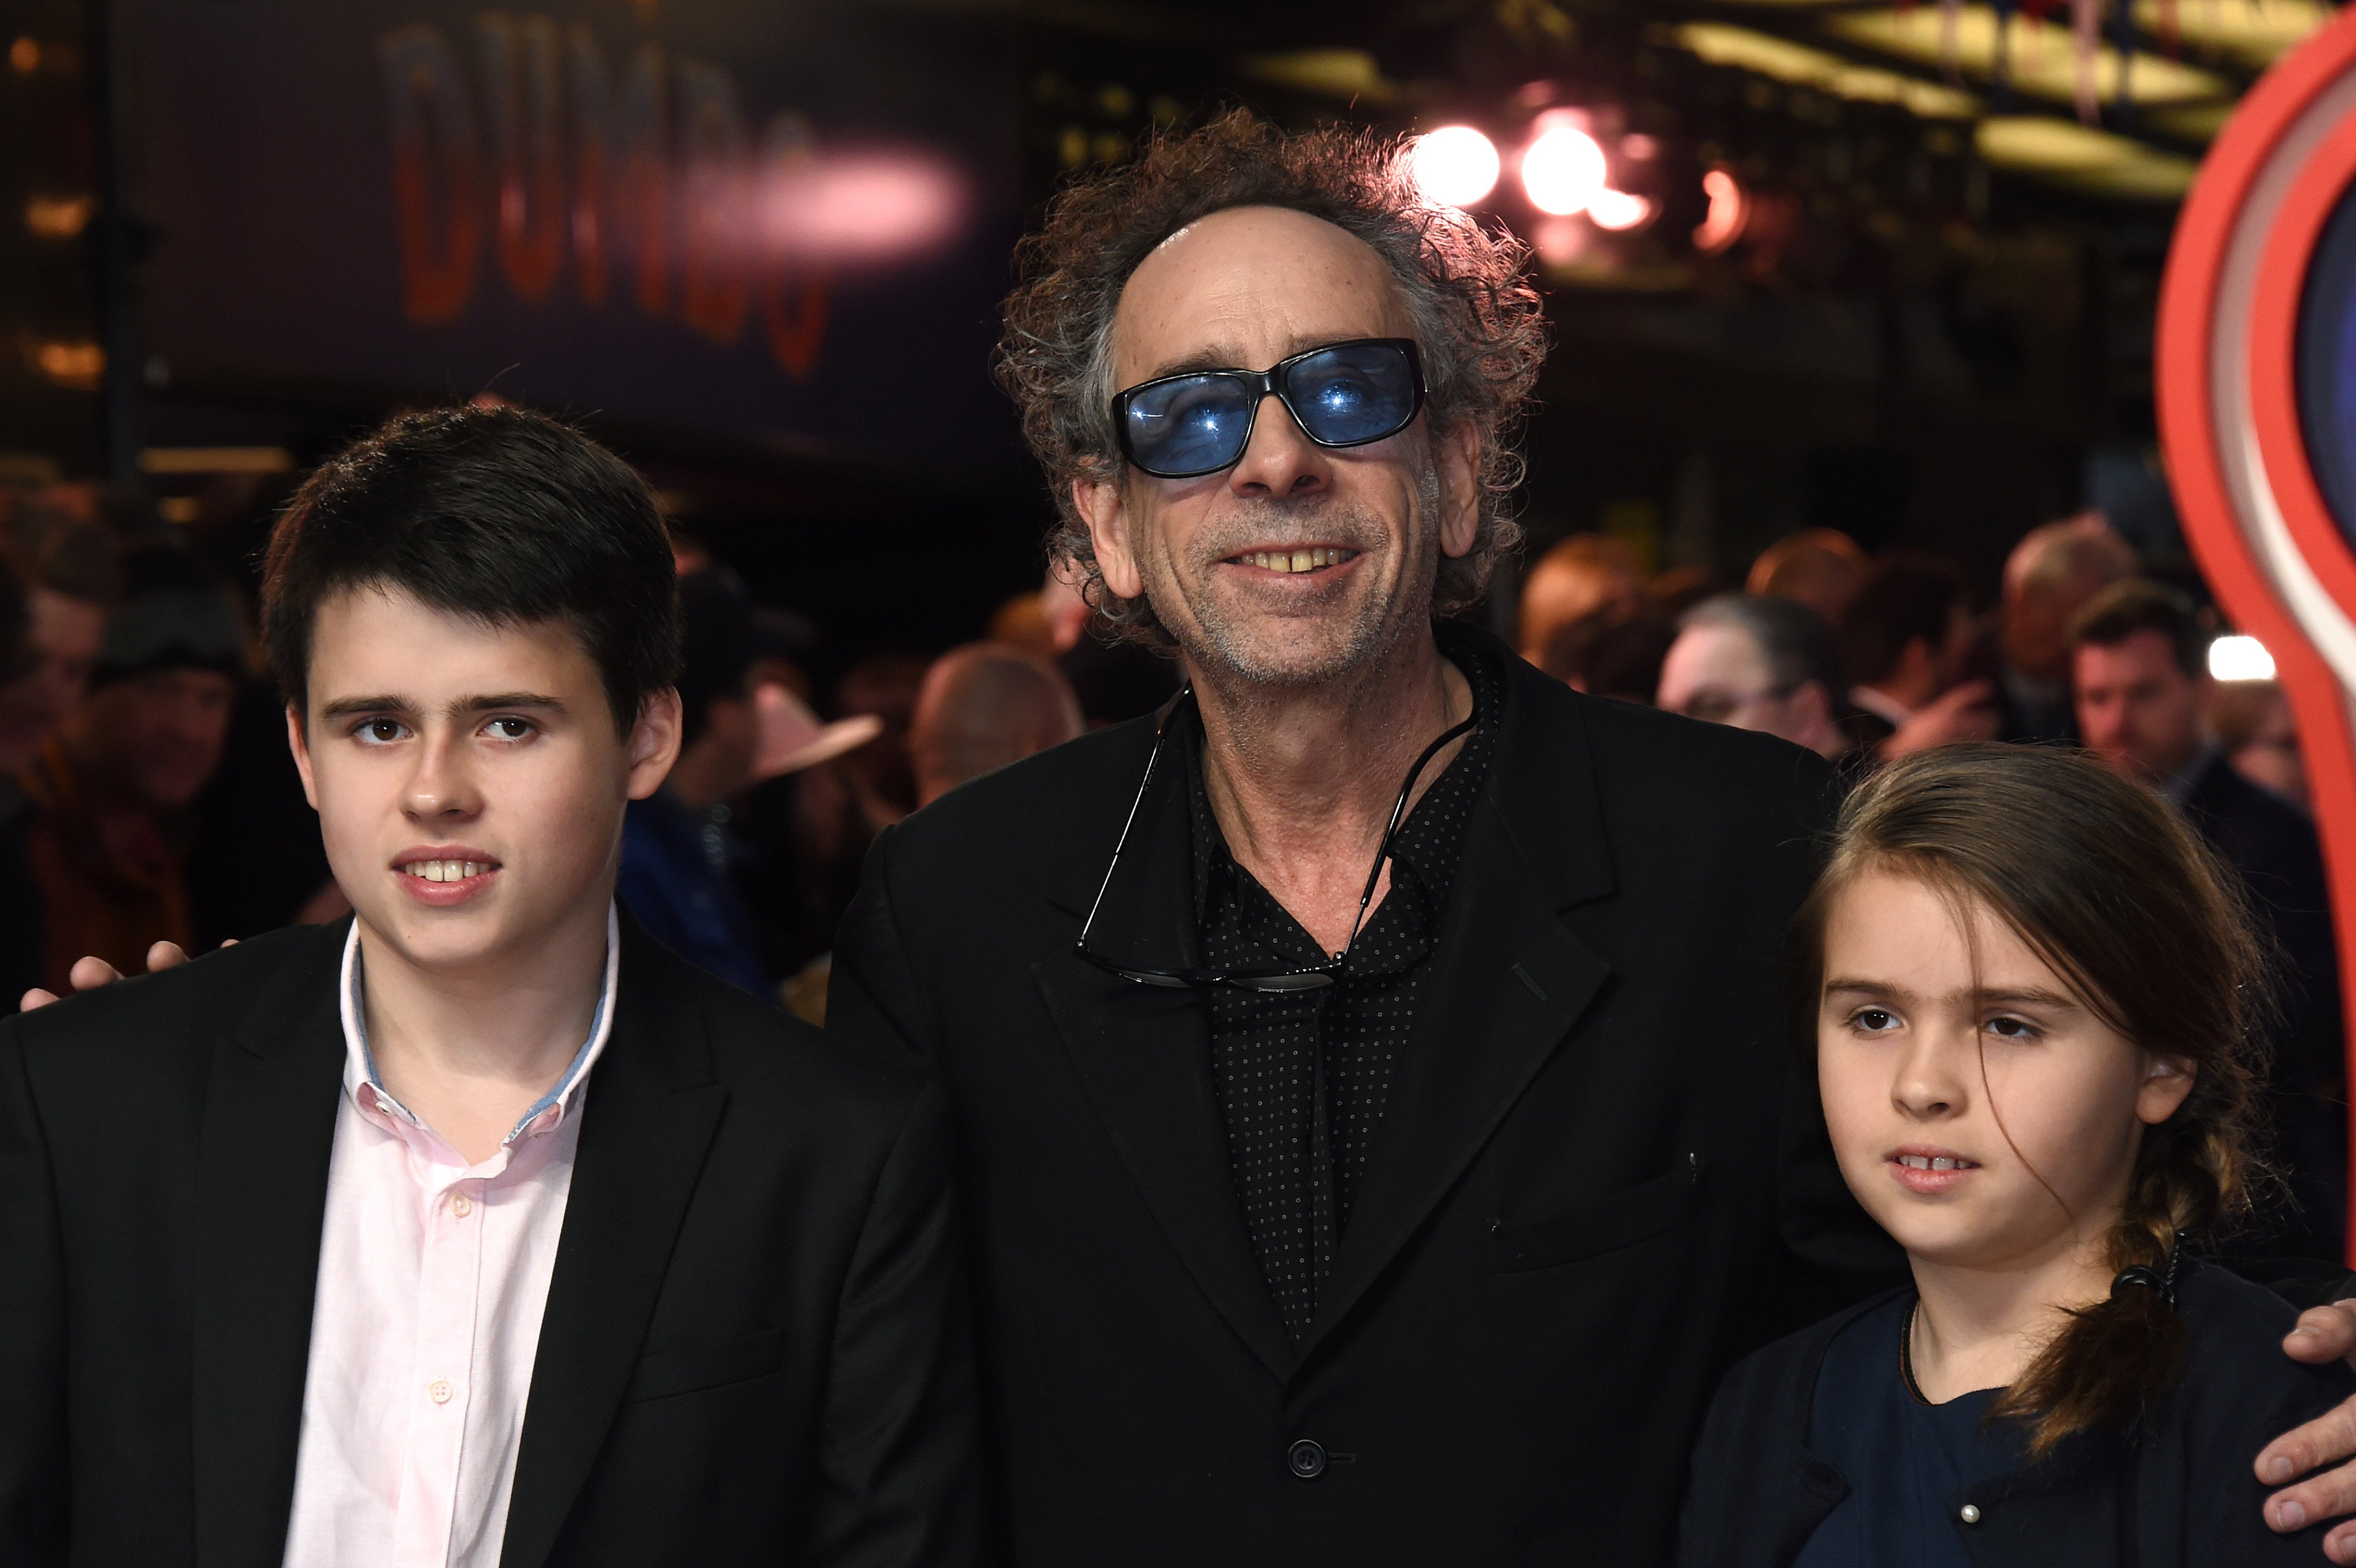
left=911, top=643, right=1085, bottom=808
left=1744, top=527, right=1869, bottom=622
left=1998, top=512, right=2136, bottom=743
left=1515, top=533, right=1643, bottom=667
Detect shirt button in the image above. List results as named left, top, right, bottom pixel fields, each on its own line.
left=451, top=1194, right=474, bottom=1218
left=427, top=1379, right=454, bottom=1405
left=1959, top=1503, right=1982, bottom=1525
left=1287, top=1439, right=1326, bottom=1480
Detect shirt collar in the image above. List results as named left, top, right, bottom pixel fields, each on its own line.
left=338, top=902, right=621, bottom=1147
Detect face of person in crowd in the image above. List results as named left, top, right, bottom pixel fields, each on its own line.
left=0, top=588, right=109, bottom=767
left=1655, top=621, right=1840, bottom=757
left=2074, top=630, right=2207, bottom=784
left=1816, top=868, right=2193, bottom=1278
left=289, top=585, right=679, bottom=982
left=75, top=667, right=238, bottom=809
left=1074, top=205, right=1481, bottom=690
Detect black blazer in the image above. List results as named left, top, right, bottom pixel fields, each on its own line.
left=829, top=629, right=1900, bottom=1567
left=0, top=913, right=982, bottom=1567
left=1677, top=1263, right=2356, bottom=1567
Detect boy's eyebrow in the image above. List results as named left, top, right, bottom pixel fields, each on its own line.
left=315, top=692, right=568, bottom=721
left=453, top=692, right=566, bottom=714
left=318, top=694, right=417, bottom=719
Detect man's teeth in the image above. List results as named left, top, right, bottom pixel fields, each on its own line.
left=405, top=859, right=491, bottom=883
left=1239, top=548, right=1354, bottom=573
left=1896, top=1154, right=1976, bottom=1171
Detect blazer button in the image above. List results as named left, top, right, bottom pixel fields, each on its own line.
left=1959, top=1503, right=1982, bottom=1525
left=1287, top=1439, right=1327, bottom=1480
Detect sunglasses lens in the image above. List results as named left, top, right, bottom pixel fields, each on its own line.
left=1284, top=343, right=1418, bottom=446
left=1123, top=375, right=1255, bottom=476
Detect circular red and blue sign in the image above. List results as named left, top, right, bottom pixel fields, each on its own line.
left=2160, top=6, right=2356, bottom=1263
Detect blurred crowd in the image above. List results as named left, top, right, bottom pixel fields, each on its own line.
left=0, top=471, right=2340, bottom=1252
left=1519, top=513, right=2347, bottom=1260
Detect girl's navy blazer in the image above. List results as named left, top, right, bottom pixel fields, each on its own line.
left=1677, top=1260, right=2356, bottom=1568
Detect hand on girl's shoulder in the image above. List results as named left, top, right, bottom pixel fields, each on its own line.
left=2171, top=1263, right=2356, bottom=1562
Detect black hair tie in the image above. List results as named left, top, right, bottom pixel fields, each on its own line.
left=2111, top=1231, right=2185, bottom=1308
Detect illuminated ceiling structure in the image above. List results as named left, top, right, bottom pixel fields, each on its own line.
left=1669, top=0, right=2331, bottom=200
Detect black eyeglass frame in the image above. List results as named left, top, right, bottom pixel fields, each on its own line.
left=1072, top=685, right=1477, bottom=993
left=1111, top=338, right=1428, bottom=480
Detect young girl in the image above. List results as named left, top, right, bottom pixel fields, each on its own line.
left=1679, top=744, right=2353, bottom=1567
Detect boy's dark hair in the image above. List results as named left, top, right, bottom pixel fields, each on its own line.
left=1842, top=553, right=1969, bottom=689
left=262, top=406, right=680, bottom=732
left=2068, top=578, right=2206, bottom=679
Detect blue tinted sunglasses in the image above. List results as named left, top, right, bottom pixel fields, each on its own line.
left=1112, top=338, right=1426, bottom=479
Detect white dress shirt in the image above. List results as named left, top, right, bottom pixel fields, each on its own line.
left=281, top=908, right=619, bottom=1568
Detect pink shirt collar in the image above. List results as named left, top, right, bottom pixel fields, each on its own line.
left=336, top=905, right=621, bottom=1152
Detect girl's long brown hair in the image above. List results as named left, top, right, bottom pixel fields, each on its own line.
left=1795, top=744, right=2278, bottom=1455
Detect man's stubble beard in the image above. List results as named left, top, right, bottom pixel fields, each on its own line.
left=1143, top=462, right=1445, bottom=693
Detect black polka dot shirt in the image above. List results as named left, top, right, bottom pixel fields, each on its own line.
left=1181, top=644, right=1501, bottom=1341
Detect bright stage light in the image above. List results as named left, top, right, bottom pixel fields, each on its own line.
left=1410, top=126, right=1501, bottom=208
left=2209, top=634, right=2277, bottom=681
left=1521, top=124, right=1607, bottom=216
left=1693, top=166, right=1749, bottom=254
left=1588, top=188, right=1656, bottom=231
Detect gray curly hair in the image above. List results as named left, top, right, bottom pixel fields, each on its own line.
left=995, top=108, right=1550, bottom=647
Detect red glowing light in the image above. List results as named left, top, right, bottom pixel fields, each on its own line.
left=1693, top=166, right=1749, bottom=254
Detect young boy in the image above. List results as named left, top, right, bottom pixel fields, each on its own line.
left=0, top=406, right=981, bottom=1567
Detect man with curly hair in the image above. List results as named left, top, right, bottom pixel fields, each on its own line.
left=825, top=109, right=1888, bottom=1565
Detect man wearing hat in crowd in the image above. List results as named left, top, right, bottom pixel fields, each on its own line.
left=20, top=545, right=244, bottom=992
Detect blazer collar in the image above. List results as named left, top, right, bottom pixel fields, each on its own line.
left=186, top=912, right=727, bottom=1568
left=192, top=918, right=354, bottom=1568
left=499, top=912, right=728, bottom=1568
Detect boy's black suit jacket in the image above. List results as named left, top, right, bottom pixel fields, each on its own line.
left=829, top=627, right=1903, bottom=1568
left=0, top=912, right=983, bottom=1568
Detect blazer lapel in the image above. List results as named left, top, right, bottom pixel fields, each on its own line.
left=1036, top=953, right=1295, bottom=1380
left=190, top=921, right=350, bottom=1568
left=1300, top=659, right=1619, bottom=1363
left=1036, top=721, right=1295, bottom=1381
left=500, top=924, right=728, bottom=1568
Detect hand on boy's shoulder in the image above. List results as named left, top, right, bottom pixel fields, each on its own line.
left=9, top=930, right=320, bottom=1041
left=19, top=938, right=219, bottom=1012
